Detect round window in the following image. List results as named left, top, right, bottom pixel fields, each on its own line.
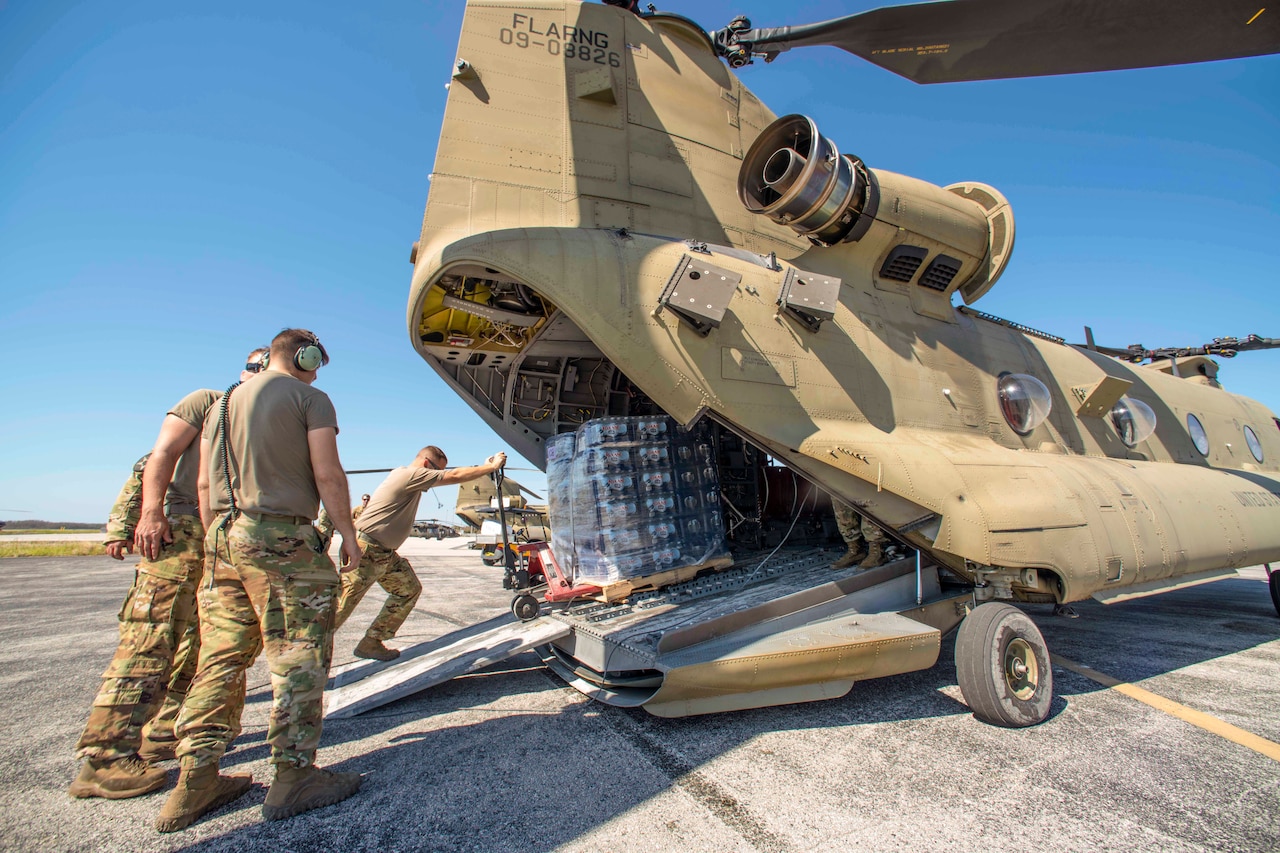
left=1244, top=425, right=1264, bottom=463
left=997, top=373, right=1053, bottom=435
left=1110, top=397, right=1157, bottom=447
left=1187, top=413, right=1209, bottom=456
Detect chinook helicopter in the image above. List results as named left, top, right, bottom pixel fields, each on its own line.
left=401, top=0, right=1280, bottom=726
left=455, top=473, right=551, bottom=564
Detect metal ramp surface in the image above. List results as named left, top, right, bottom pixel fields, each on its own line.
left=324, top=615, right=570, bottom=719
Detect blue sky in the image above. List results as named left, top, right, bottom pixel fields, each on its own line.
left=1, top=0, right=1277, bottom=522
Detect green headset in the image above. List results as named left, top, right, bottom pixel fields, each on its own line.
left=293, top=334, right=325, bottom=371
left=262, top=333, right=326, bottom=372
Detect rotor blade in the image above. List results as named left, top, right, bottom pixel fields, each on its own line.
left=1070, top=334, right=1280, bottom=362
left=515, top=483, right=545, bottom=501
left=734, top=0, right=1280, bottom=83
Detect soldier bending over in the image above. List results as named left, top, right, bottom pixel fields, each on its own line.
left=334, top=446, right=506, bottom=661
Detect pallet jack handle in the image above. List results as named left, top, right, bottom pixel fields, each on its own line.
left=492, top=463, right=517, bottom=576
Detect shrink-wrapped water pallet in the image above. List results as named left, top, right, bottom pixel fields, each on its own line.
left=545, top=416, right=730, bottom=586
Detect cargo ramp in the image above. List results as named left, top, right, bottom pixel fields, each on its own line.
left=325, top=614, right=569, bottom=719
left=324, top=548, right=970, bottom=719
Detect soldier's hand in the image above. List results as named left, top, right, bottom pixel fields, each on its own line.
left=134, top=513, right=173, bottom=561
left=338, top=537, right=361, bottom=573
left=489, top=452, right=507, bottom=470
left=104, top=540, right=132, bottom=560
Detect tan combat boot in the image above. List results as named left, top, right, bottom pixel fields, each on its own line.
left=69, top=755, right=167, bottom=800
left=831, top=546, right=867, bottom=570
left=262, top=765, right=363, bottom=821
left=155, top=763, right=253, bottom=833
left=354, top=637, right=400, bottom=661
left=857, top=542, right=884, bottom=570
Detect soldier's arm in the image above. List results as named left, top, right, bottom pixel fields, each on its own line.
left=135, top=415, right=200, bottom=560
left=309, top=427, right=360, bottom=573
left=433, top=452, right=507, bottom=486
left=103, top=461, right=146, bottom=559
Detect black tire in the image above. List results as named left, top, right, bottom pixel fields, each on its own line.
left=512, top=594, right=541, bottom=621
left=1269, top=571, right=1280, bottom=618
left=955, top=602, right=1054, bottom=728
left=481, top=549, right=500, bottom=566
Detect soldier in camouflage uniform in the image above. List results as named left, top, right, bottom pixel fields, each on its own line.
left=102, top=454, right=149, bottom=560
left=157, top=329, right=363, bottom=832
left=831, top=498, right=890, bottom=570
left=314, top=493, right=370, bottom=549
left=96, top=453, right=204, bottom=762
left=70, top=350, right=266, bottom=802
left=334, top=447, right=505, bottom=661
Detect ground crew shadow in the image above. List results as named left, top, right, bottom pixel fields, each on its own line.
left=177, top=657, right=978, bottom=853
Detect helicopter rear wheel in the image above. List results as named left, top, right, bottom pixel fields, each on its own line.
left=512, top=594, right=541, bottom=622
left=955, top=602, right=1053, bottom=728
left=1269, top=569, right=1280, bottom=618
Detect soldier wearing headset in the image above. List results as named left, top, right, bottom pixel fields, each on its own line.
left=157, top=328, right=362, bottom=832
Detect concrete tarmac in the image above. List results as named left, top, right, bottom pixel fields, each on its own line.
left=2, top=538, right=1278, bottom=852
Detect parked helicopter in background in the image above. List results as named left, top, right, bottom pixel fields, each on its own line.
left=455, top=473, right=551, bottom=565
left=401, top=0, right=1280, bottom=725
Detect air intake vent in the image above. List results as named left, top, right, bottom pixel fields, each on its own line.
left=879, top=246, right=928, bottom=282
left=919, top=255, right=962, bottom=291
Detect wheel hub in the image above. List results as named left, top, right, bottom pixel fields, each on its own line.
left=1004, top=637, right=1039, bottom=700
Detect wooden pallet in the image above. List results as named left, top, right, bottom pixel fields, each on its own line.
left=593, top=554, right=735, bottom=602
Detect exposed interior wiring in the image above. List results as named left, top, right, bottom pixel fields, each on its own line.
left=747, top=469, right=812, bottom=579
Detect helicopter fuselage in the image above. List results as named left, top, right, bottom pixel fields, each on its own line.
left=407, top=0, right=1280, bottom=606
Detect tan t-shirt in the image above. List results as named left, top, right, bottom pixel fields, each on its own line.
left=168, top=389, right=220, bottom=509
left=204, top=373, right=338, bottom=518
left=356, top=466, right=444, bottom=550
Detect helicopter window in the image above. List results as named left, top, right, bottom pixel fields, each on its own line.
left=1244, top=426, right=1264, bottom=463
left=997, top=373, right=1052, bottom=435
left=879, top=246, right=928, bottom=283
left=1109, top=396, right=1157, bottom=448
left=918, top=255, right=962, bottom=292
left=1187, top=414, right=1210, bottom=456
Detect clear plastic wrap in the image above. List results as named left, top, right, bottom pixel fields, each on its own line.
left=545, top=416, right=731, bottom=584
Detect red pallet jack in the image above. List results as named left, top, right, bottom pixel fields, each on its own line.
left=493, top=466, right=601, bottom=620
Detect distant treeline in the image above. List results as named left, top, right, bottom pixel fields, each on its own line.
left=0, top=520, right=102, bottom=529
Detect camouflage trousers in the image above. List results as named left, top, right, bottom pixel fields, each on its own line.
left=176, top=516, right=338, bottom=769
left=833, top=499, right=888, bottom=550
left=76, top=514, right=205, bottom=763
left=334, top=535, right=422, bottom=641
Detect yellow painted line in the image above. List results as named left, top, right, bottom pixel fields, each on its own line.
left=1246, top=8, right=1266, bottom=25
left=1052, top=654, right=1280, bottom=763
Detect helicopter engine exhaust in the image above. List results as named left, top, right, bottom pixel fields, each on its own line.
left=739, top=115, right=866, bottom=246
left=762, top=148, right=807, bottom=191
left=739, top=114, right=1016, bottom=303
